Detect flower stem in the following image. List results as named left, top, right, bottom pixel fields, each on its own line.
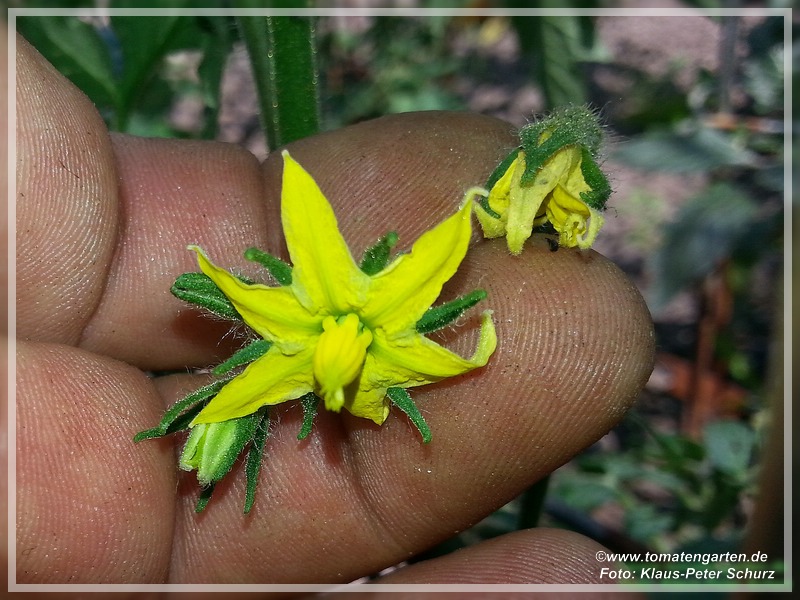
left=235, top=11, right=320, bottom=150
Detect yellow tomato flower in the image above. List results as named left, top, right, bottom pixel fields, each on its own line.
left=189, top=151, right=496, bottom=426
left=476, top=148, right=604, bottom=254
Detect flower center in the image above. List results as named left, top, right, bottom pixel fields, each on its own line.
left=313, top=313, right=373, bottom=412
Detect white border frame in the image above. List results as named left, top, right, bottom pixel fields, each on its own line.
left=6, top=4, right=793, bottom=594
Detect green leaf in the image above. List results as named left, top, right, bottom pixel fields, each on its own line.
left=387, top=388, right=431, bottom=443
left=213, top=339, right=272, bottom=377
left=416, top=290, right=487, bottom=334
left=110, top=15, right=190, bottom=129
left=359, top=232, right=399, bottom=276
left=171, top=272, right=243, bottom=321
left=17, top=16, right=119, bottom=110
left=554, top=478, right=617, bottom=512
left=703, top=420, right=755, bottom=476
left=612, top=128, right=757, bottom=173
left=244, top=247, right=293, bottom=285
left=649, top=182, right=758, bottom=307
left=625, top=504, right=674, bottom=543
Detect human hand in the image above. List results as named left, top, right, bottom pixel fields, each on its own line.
left=11, top=33, right=654, bottom=586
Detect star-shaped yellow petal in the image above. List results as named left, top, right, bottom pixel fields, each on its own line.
left=189, top=151, right=496, bottom=427
left=281, top=154, right=371, bottom=315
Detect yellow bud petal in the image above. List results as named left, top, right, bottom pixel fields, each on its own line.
left=547, top=184, right=603, bottom=249
left=475, top=154, right=519, bottom=239
left=576, top=207, right=605, bottom=249
left=313, top=314, right=373, bottom=412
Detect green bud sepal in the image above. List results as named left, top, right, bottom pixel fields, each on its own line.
left=171, top=272, right=244, bottom=321
left=180, top=412, right=260, bottom=486
left=133, top=379, right=228, bottom=442
left=179, top=407, right=269, bottom=514
left=476, top=104, right=612, bottom=252
left=170, top=246, right=292, bottom=319
left=416, top=289, right=488, bottom=334
left=244, top=247, right=293, bottom=285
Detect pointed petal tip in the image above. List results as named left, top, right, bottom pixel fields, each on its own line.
left=462, top=186, right=489, bottom=211
left=506, top=234, right=527, bottom=255
left=471, top=310, right=498, bottom=366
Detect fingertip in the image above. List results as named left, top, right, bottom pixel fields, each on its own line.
left=376, top=528, right=623, bottom=585
left=79, top=135, right=274, bottom=369
left=16, top=34, right=119, bottom=345
left=16, top=342, right=175, bottom=583
left=468, top=236, right=654, bottom=443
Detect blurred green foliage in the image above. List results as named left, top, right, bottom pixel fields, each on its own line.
left=554, top=416, right=761, bottom=553
left=319, top=15, right=465, bottom=128
left=548, top=12, right=785, bottom=564
left=17, top=10, right=233, bottom=136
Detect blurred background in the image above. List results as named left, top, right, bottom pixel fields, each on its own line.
left=12, top=1, right=790, bottom=584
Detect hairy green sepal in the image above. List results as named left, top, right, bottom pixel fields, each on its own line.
left=387, top=387, right=431, bottom=443
left=297, top=392, right=320, bottom=440
left=244, top=407, right=270, bottom=514
left=416, top=289, right=488, bottom=334
left=360, top=231, right=399, bottom=275
left=518, top=104, right=604, bottom=186
left=244, top=246, right=293, bottom=285
left=578, top=145, right=612, bottom=210
left=213, top=338, right=272, bottom=377
left=171, top=272, right=244, bottom=321
left=133, top=379, right=229, bottom=442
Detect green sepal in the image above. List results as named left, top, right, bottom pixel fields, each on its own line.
left=480, top=148, right=521, bottom=219
left=578, top=146, right=612, bottom=210
left=387, top=387, right=431, bottom=444
left=180, top=412, right=260, bottom=486
left=359, top=231, right=399, bottom=275
left=159, top=401, right=207, bottom=437
left=415, top=289, right=487, bottom=334
left=171, top=272, right=244, bottom=321
left=213, top=338, right=272, bottom=377
left=195, top=484, right=215, bottom=513
left=244, top=247, right=293, bottom=285
left=518, top=105, right=604, bottom=186
left=133, top=379, right=229, bottom=442
left=244, top=407, right=270, bottom=514
left=297, top=392, right=320, bottom=440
